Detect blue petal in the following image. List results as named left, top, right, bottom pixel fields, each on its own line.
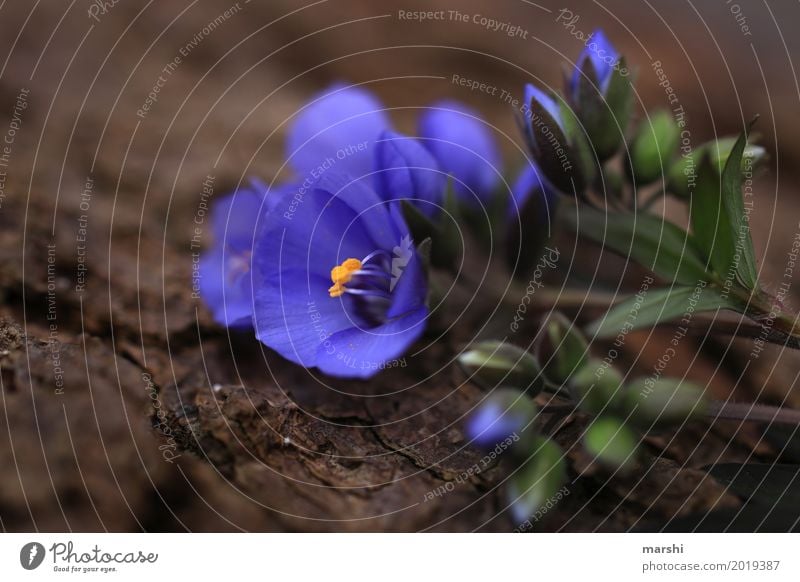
left=307, top=172, right=411, bottom=254
left=199, top=247, right=254, bottom=329
left=201, top=183, right=289, bottom=329
left=417, top=100, right=502, bottom=204
left=466, top=401, right=526, bottom=447
left=315, top=307, right=428, bottom=378
left=386, top=239, right=426, bottom=318
left=248, top=178, right=296, bottom=214
left=210, top=186, right=264, bottom=252
left=252, top=175, right=380, bottom=281
left=286, top=84, right=392, bottom=180
left=253, top=269, right=356, bottom=368
left=374, top=130, right=446, bottom=218
left=571, top=29, right=620, bottom=95
left=524, top=84, right=563, bottom=131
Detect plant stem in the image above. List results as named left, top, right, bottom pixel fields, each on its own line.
left=707, top=400, right=800, bottom=426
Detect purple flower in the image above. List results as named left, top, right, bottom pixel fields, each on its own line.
left=374, top=130, right=446, bottom=218
left=251, top=172, right=428, bottom=379
left=199, top=180, right=294, bottom=328
left=417, top=100, right=502, bottom=205
left=286, top=84, right=392, bottom=180
left=570, top=30, right=620, bottom=98
left=466, top=388, right=534, bottom=448
left=287, top=84, right=502, bottom=216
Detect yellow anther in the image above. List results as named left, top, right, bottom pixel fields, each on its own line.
left=328, top=258, right=362, bottom=297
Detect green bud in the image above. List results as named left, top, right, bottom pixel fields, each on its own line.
left=629, top=110, right=680, bottom=185
left=507, top=436, right=566, bottom=524
left=568, top=358, right=625, bottom=416
left=668, top=138, right=766, bottom=199
left=707, top=138, right=766, bottom=174
left=584, top=417, right=639, bottom=471
left=523, top=88, right=588, bottom=195
left=537, top=312, right=588, bottom=386
left=558, top=99, right=597, bottom=190
left=623, top=378, right=708, bottom=426
left=573, top=57, right=635, bottom=162
left=458, top=341, right=544, bottom=394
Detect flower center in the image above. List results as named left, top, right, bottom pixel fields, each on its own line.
left=328, top=250, right=395, bottom=326
left=226, top=248, right=252, bottom=284
left=328, top=258, right=363, bottom=297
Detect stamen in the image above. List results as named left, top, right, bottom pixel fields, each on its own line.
left=361, top=249, right=392, bottom=265
left=342, top=287, right=392, bottom=300
left=352, top=268, right=392, bottom=279
left=328, top=257, right=362, bottom=297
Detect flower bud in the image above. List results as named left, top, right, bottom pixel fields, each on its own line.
left=507, top=436, right=565, bottom=524
left=521, top=84, right=592, bottom=195
left=584, top=417, right=639, bottom=471
left=458, top=341, right=544, bottom=393
left=623, top=378, right=708, bottom=426
left=668, top=138, right=767, bottom=199
left=375, top=131, right=445, bottom=219
left=628, top=110, right=680, bottom=185
left=568, top=358, right=624, bottom=416
left=537, top=312, right=588, bottom=386
left=505, top=163, right=559, bottom=277
left=569, top=31, right=633, bottom=161
left=465, top=387, right=537, bottom=448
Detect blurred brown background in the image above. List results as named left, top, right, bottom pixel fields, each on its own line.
left=1, top=0, right=799, bottom=532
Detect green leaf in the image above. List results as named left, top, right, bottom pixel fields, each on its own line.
left=707, top=463, right=800, bottom=509
left=564, top=206, right=710, bottom=285
left=690, top=123, right=759, bottom=289
left=584, top=417, right=639, bottom=470
left=691, top=154, right=732, bottom=276
left=586, top=284, right=742, bottom=338
left=720, top=124, right=759, bottom=289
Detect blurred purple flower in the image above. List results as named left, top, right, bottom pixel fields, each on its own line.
left=199, top=180, right=294, bottom=328
left=374, top=130, right=446, bottom=218
left=417, top=100, right=502, bottom=205
left=570, top=29, right=620, bottom=98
